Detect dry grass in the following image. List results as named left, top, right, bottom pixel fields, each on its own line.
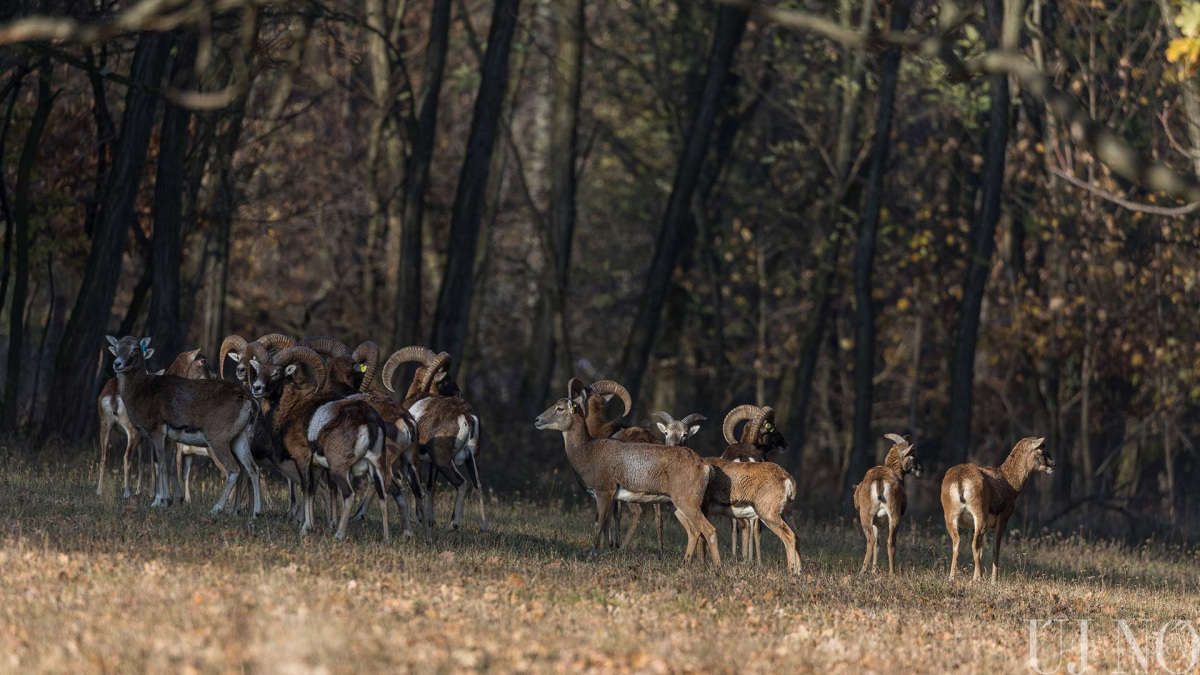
left=2, top=457, right=1199, bottom=673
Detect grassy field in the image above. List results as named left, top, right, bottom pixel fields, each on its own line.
left=2, top=458, right=1199, bottom=673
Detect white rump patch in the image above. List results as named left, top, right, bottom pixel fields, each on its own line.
left=308, top=401, right=342, bottom=442
left=615, top=488, right=672, bottom=504
left=409, top=397, right=433, bottom=422
left=355, top=425, right=374, bottom=462
left=730, top=505, right=758, bottom=519
left=452, top=415, right=472, bottom=465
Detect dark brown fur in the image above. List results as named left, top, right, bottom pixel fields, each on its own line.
left=107, top=336, right=260, bottom=515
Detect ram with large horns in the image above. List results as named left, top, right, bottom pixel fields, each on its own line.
left=381, top=346, right=489, bottom=533
left=244, top=342, right=390, bottom=541
left=297, top=335, right=424, bottom=541
left=217, top=334, right=309, bottom=518
left=701, top=404, right=799, bottom=568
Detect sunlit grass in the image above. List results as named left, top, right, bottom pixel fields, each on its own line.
left=1, top=456, right=1198, bottom=672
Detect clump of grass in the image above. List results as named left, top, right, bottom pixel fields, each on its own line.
left=1, top=456, right=1198, bottom=672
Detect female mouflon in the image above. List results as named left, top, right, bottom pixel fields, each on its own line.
left=941, top=437, right=1055, bottom=581
left=853, top=433, right=923, bottom=574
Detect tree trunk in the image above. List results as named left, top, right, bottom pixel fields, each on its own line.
left=198, top=101, right=247, bottom=357
left=430, top=0, right=521, bottom=368
left=842, top=0, right=910, bottom=501
left=147, top=35, right=195, bottom=361
left=518, top=0, right=585, bottom=414
left=0, top=69, right=24, bottom=323
left=393, top=0, right=452, bottom=351
left=777, top=0, right=874, bottom=468
left=946, top=0, right=1015, bottom=464
left=617, top=5, right=748, bottom=406
left=44, top=32, right=170, bottom=441
left=1, top=66, right=51, bottom=429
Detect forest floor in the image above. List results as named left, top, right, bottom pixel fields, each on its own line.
left=1, top=458, right=1199, bottom=674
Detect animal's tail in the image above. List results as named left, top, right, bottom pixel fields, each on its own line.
left=362, top=424, right=387, bottom=500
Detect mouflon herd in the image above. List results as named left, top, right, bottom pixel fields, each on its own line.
left=99, top=333, right=1055, bottom=580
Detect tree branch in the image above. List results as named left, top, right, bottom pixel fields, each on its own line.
left=1047, top=165, right=1200, bottom=216
left=718, top=0, right=1200, bottom=205
left=0, top=0, right=279, bottom=47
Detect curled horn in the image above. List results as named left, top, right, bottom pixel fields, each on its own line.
left=587, top=380, right=632, bottom=417
left=884, top=433, right=907, bottom=447
left=271, top=345, right=326, bottom=392
left=746, top=406, right=775, bottom=445
left=219, top=334, right=247, bottom=380
left=255, top=333, right=295, bottom=354
left=722, top=405, right=760, bottom=445
left=381, top=345, right=439, bottom=393
left=298, top=335, right=350, bottom=359
left=680, top=413, right=708, bottom=425
left=652, top=411, right=675, bottom=424
left=352, top=341, right=380, bottom=392
left=416, top=351, right=452, bottom=394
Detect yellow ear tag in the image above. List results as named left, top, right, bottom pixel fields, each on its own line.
left=360, top=364, right=368, bottom=372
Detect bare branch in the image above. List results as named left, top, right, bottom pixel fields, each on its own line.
left=1046, top=165, right=1200, bottom=216
left=718, top=0, right=1200, bottom=206
left=0, top=0, right=280, bottom=47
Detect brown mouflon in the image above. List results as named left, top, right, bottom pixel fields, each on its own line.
left=941, top=437, right=1055, bottom=581
left=535, top=378, right=721, bottom=563
left=853, top=433, right=923, bottom=574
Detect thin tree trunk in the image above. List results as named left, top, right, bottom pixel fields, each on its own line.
left=199, top=101, right=247, bottom=356
left=617, top=5, right=748, bottom=406
left=118, top=263, right=153, bottom=337
left=1, top=66, right=52, bottom=429
left=147, top=35, right=195, bottom=361
left=393, top=0, right=452, bottom=352
left=363, top=0, right=393, bottom=319
left=946, top=0, right=1017, bottom=464
left=430, top=0, right=521, bottom=368
left=84, top=47, right=117, bottom=239
left=518, top=0, right=585, bottom=414
left=27, top=254, right=55, bottom=429
left=776, top=0, right=872, bottom=455
left=0, top=69, right=24, bottom=322
left=842, top=0, right=910, bottom=501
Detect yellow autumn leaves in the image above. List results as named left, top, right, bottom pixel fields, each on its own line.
left=1167, top=2, right=1200, bottom=75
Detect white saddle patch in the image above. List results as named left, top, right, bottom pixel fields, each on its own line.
left=409, top=397, right=433, bottom=423
left=308, top=401, right=342, bottom=442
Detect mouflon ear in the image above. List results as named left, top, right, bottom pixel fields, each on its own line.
left=689, top=424, right=702, bottom=438
left=567, top=378, right=587, bottom=408
left=656, top=423, right=668, bottom=435
left=106, top=335, right=119, bottom=355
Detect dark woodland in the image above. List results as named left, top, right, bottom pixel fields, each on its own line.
left=6, top=0, right=1200, bottom=541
